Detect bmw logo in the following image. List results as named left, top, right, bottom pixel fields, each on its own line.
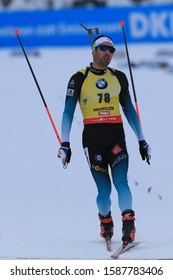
left=96, top=79, right=108, bottom=89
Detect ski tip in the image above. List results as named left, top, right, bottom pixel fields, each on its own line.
left=132, top=241, right=141, bottom=246
left=120, top=21, right=125, bottom=27
left=14, top=29, right=20, bottom=35
left=111, top=241, right=141, bottom=259
left=124, top=241, right=141, bottom=247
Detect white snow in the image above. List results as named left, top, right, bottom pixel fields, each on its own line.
left=0, top=43, right=173, bottom=260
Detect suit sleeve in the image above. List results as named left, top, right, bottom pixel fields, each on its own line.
left=61, top=71, right=85, bottom=142
left=117, top=70, right=145, bottom=141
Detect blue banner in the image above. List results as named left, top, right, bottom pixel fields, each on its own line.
left=0, top=5, right=173, bottom=48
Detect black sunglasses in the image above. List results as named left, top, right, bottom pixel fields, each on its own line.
left=98, top=45, right=116, bottom=54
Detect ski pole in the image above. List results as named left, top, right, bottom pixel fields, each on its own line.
left=80, top=24, right=99, bottom=46
left=119, top=21, right=142, bottom=126
left=14, top=29, right=61, bottom=145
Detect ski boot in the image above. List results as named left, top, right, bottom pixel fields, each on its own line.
left=98, top=211, right=114, bottom=240
left=122, top=209, right=135, bottom=246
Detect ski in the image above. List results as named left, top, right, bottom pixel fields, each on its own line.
left=111, top=241, right=140, bottom=259
left=106, top=237, right=112, bottom=252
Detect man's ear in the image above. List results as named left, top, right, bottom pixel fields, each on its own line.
left=92, top=49, right=96, bottom=56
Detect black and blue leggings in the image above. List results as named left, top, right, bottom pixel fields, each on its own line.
left=82, top=123, right=132, bottom=216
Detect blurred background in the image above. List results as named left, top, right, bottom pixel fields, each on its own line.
left=1, top=0, right=173, bottom=48
left=0, top=0, right=173, bottom=10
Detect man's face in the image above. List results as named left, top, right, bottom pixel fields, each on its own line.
left=92, top=43, right=115, bottom=68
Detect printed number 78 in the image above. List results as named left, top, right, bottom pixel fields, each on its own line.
left=97, top=93, right=110, bottom=103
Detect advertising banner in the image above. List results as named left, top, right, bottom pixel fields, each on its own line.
left=0, top=5, right=173, bottom=48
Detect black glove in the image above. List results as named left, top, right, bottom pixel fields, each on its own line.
left=139, top=140, right=151, bottom=165
left=58, top=142, right=71, bottom=167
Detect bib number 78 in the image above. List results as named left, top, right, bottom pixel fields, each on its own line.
left=97, top=93, right=110, bottom=103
